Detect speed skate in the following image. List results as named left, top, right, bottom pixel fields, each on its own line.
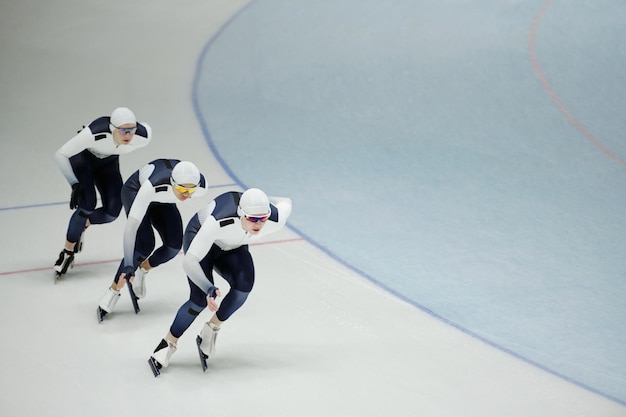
left=148, top=357, right=162, bottom=377
left=125, top=276, right=141, bottom=314
left=53, top=249, right=75, bottom=283
left=196, top=335, right=209, bottom=372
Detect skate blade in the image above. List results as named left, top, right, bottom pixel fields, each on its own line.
left=148, top=357, right=161, bottom=377
left=97, top=306, right=107, bottom=323
left=125, top=278, right=141, bottom=314
left=196, top=335, right=209, bottom=372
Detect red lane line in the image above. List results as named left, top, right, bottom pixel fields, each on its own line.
left=0, top=237, right=304, bottom=277
left=0, top=258, right=120, bottom=276
left=251, top=237, right=304, bottom=246
left=528, top=0, right=626, bottom=167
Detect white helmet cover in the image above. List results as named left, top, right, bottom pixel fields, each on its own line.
left=110, top=107, right=136, bottom=127
left=238, top=188, right=270, bottom=217
left=171, top=161, right=200, bottom=186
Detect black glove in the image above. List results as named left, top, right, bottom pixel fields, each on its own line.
left=69, top=183, right=84, bottom=210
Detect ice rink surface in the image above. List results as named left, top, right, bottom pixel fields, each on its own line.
left=0, top=1, right=624, bottom=416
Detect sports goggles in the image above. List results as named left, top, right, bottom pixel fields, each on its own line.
left=112, top=124, right=137, bottom=134
left=245, top=215, right=269, bottom=223
left=171, top=180, right=198, bottom=194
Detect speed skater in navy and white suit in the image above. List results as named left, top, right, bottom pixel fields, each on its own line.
left=97, top=158, right=209, bottom=321
left=53, top=107, right=151, bottom=277
left=148, top=188, right=292, bottom=374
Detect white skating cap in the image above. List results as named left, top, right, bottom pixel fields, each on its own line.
left=171, top=161, right=200, bottom=186
left=110, top=107, right=136, bottom=127
left=238, top=188, right=270, bottom=216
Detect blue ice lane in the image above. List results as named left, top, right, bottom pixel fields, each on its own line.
left=193, top=0, right=626, bottom=404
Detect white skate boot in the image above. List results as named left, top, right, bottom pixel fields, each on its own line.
left=53, top=249, right=75, bottom=276
left=97, top=287, right=120, bottom=322
left=132, top=267, right=148, bottom=299
left=148, top=338, right=177, bottom=377
left=199, top=322, right=220, bottom=357
left=150, top=339, right=177, bottom=370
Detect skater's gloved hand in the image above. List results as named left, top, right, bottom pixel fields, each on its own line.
left=206, top=287, right=221, bottom=312
left=122, top=265, right=136, bottom=281
left=69, top=183, right=84, bottom=209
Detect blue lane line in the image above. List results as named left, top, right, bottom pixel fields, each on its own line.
left=0, top=201, right=68, bottom=211
left=0, top=183, right=238, bottom=212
